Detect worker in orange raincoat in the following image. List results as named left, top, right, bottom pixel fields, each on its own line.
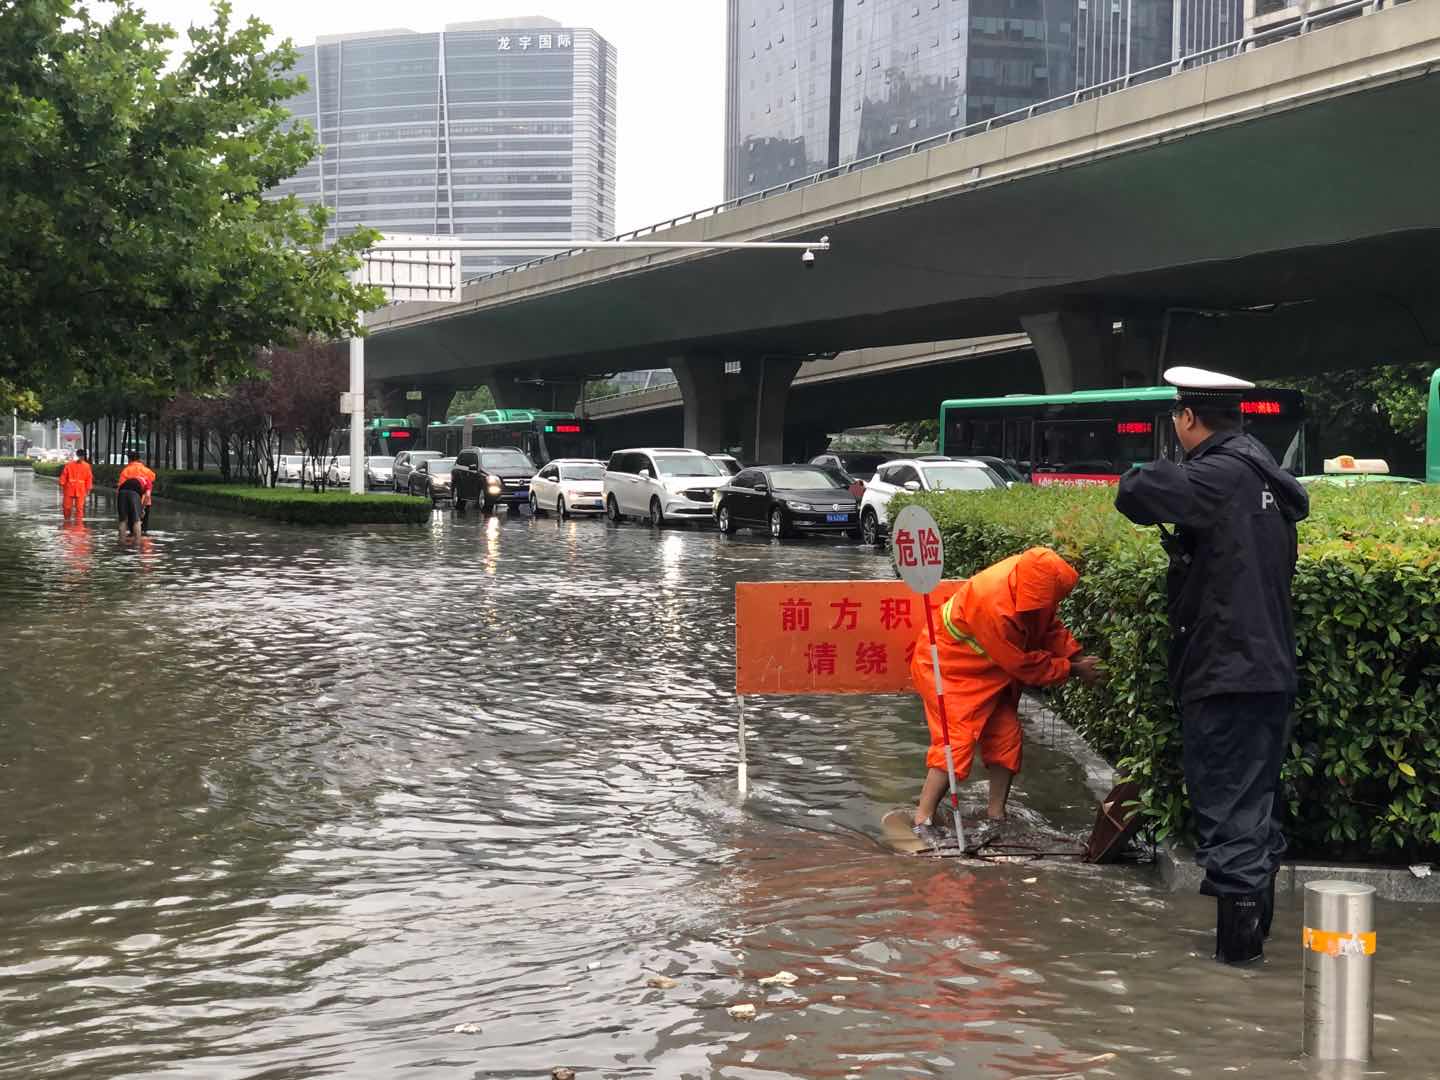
left=910, top=546, right=1106, bottom=845
left=58, top=449, right=94, bottom=520
left=116, top=451, right=157, bottom=538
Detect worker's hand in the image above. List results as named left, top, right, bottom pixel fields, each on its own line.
left=1071, top=654, right=1108, bottom=686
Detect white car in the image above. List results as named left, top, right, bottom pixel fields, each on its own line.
left=326, top=456, right=352, bottom=485
left=604, top=447, right=727, bottom=527
left=277, top=454, right=304, bottom=482
left=364, top=455, right=395, bottom=489
left=529, top=458, right=606, bottom=517
left=859, top=456, right=1005, bottom=548
left=710, top=453, right=742, bottom=476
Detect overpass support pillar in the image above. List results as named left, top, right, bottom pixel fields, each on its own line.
left=739, top=357, right=803, bottom=465
left=1021, top=311, right=1120, bottom=392
left=671, top=356, right=727, bottom=452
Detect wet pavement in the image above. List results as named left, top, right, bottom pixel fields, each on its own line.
left=1, top=472, right=1437, bottom=1079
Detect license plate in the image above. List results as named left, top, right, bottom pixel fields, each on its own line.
left=826, top=513, right=850, bottom=523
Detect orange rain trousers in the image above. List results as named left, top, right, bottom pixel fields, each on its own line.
left=58, top=460, right=93, bottom=518
left=909, top=547, right=1082, bottom=779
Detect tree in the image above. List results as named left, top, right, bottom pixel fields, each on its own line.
left=270, top=341, right=347, bottom=491
left=0, top=0, right=383, bottom=411
left=1277, top=361, right=1433, bottom=476
left=447, top=386, right=496, bottom=418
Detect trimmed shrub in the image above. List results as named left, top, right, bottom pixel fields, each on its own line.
left=169, top=484, right=432, bottom=525
left=892, top=484, right=1440, bottom=862
left=0, top=456, right=35, bottom=468
left=33, top=463, right=429, bottom=525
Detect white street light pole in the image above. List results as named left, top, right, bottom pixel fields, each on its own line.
left=346, top=235, right=832, bottom=496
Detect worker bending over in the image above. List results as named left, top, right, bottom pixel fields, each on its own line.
left=910, top=546, right=1106, bottom=846
left=58, top=449, right=93, bottom=520
left=116, top=451, right=156, bottom=539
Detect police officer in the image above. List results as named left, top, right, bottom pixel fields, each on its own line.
left=1114, top=367, right=1309, bottom=965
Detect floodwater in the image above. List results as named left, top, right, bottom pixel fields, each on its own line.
left=0, top=472, right=1436, bottom=1080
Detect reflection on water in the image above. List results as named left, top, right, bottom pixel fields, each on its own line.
left=0, top=473, right=1436, bottom=1079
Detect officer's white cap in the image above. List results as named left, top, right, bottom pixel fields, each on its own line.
left=1163, top=366, right=1255, bottom=391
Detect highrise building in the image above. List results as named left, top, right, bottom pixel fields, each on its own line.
left=725, top=0, right=1243, bottom=200
left=273, top=18, right=616, bottom=280
left=726, top=0, right=1076, bottom=200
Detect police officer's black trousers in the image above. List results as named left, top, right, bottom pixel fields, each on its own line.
left=1181, top=692, right=1292, bottom=896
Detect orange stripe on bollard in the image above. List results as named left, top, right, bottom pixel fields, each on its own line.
left=1303, top=927, right=1377, bottom=957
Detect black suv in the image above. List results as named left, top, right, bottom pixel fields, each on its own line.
left=452, top=446, right=538, bottom=513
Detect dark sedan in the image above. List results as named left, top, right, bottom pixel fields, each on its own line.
left=714, top=465, right=861, bottom=539
left=407, top=457, right=456, bottom=503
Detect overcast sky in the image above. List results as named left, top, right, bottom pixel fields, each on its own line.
left=134, top=0, right=727, bottom=233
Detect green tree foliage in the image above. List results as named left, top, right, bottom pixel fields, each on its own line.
left=0, top=0, right=382, bottom=412
left=447, top=386, right=496, bottom=417
left=894, top=484, right=1440, bottom=861
left=1276, top=362, right=1434, bottom=476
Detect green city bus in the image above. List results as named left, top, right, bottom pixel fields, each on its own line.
left=938, top=385, right=1307, bottom=484
left=423, top=409, right=596, bottom=464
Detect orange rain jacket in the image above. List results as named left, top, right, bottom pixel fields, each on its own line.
left=59, top=458, right=94, bottom=498
left=117, top=461, right=157, bottom=504
left=910, top=547, right=1082, bottom=778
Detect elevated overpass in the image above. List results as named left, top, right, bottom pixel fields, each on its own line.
left=366, top=1, right=1440, bottom=460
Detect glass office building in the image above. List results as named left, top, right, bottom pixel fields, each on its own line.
left=726, top=0, right=1241, bottom=199
left=274, top=19, right=616, bottom=279
left=727, top=0, right=1074, bottom=199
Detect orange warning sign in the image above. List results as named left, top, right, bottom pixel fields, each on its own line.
left=736, top=580, right=962, bottom=695
left=1303, top=927, right=1377, bottom=957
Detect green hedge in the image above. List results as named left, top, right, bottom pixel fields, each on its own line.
left=169, top=484, right=432, bottom=525
left=33, top=463, right=429, bottom=524
left=892, top=484, right=1440, bottom=862
left=0, top=456, right=35, bottom=468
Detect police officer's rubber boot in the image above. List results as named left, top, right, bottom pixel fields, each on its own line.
left=1260, top=874, right=1277, bottom=940
left=1215, top=893, right=1265, bottom=965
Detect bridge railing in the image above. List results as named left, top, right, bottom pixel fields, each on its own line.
left=469, top=0, right=1399, bottom=285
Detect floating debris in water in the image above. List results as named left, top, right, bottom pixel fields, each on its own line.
left=758, top=970, right=798, bottom=986
left=1410, top=864, right=1432, bottom=879
left=832, top=995, right=847, bottom=1002
left=551, top=1069, right=576, bottom=1080
left=452, top=1022, right=482, bottom=1034
left=728, top=1004, right=757, bottom=1020
left=645, top=975, right=678, bottom=989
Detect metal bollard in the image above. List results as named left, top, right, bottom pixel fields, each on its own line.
left=1301, top=880, right=1375, bottom=1062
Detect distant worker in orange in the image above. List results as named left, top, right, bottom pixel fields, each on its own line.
left=116, top=451, right=156, bottom=539
left=58, top=448, right=94, bottom=520
left=910, top=546, right=1107, bottom=848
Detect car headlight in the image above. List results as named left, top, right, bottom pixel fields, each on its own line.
left=789, top=501, right=813, bottom=511
left=565, top=489, right=586, bottom=500
left=486, top=479, right=502, bottom=494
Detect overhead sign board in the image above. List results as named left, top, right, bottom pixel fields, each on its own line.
left=360, top=234, right=462, bottom=304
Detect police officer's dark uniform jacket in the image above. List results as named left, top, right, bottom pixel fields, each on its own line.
left=1115, top=424, right=1308, bottom=963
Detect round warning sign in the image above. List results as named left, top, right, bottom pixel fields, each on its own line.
left=891, top=504, right=945, bottom=595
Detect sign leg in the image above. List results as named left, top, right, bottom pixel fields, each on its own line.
left=923, top=596, right=965, bottom=853
left=348, top=334, right=365, bottom=495
left=737, top=695, right=749, bottom=798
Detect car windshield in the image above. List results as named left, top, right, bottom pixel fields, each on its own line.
left=368, top=457, right=394, bottom=467
left=480, top=449, right=534, bottom=470
left=923, top=465, right=999, bottom=491
left=712, top=457, right=742, bottom=475
left=561, top=464, right=604, bottom=481
left=283, top=456, right=303, bottom=465
left=767, top=467, right=842, bottom=489
left=429, top=459, right=456, bottom=475
left=653, top=454, right=722, bottom=477
left=412, top=451, right=441, bottom=462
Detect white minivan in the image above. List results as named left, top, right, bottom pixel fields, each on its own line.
left=604, top=448, right=727, bottom=527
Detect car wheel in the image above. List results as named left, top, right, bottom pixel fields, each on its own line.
left=718, top=504, right=736, bottom=534
left=649, top=498, right=665, bottom=528
left=607, top=495, right=624, bottom=523
left=454, top=496, right=466, bottom=513
left=769, top=508, right=789, bottom=540
left=862, top=508, right=883, bottom=549
left=529, top=492, right=541, bottom=516
left=557, top=496, right=568, bottom=519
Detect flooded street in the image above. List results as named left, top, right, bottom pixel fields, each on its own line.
left=1, top=472, right=1437, bottom=1079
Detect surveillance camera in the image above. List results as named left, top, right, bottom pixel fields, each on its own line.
left=801, top=249, right=816, bottom=268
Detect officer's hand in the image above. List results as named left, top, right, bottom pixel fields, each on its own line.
left=1071, top=655, right=1108, bottom=686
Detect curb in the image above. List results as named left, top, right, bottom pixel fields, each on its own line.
left=1158, top=839, right=1439, bottom=904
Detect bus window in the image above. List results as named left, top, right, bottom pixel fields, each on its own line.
left=1004, top=418, right=1032, bottom=477
left=1035, top=421, right=1116, bottom=478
